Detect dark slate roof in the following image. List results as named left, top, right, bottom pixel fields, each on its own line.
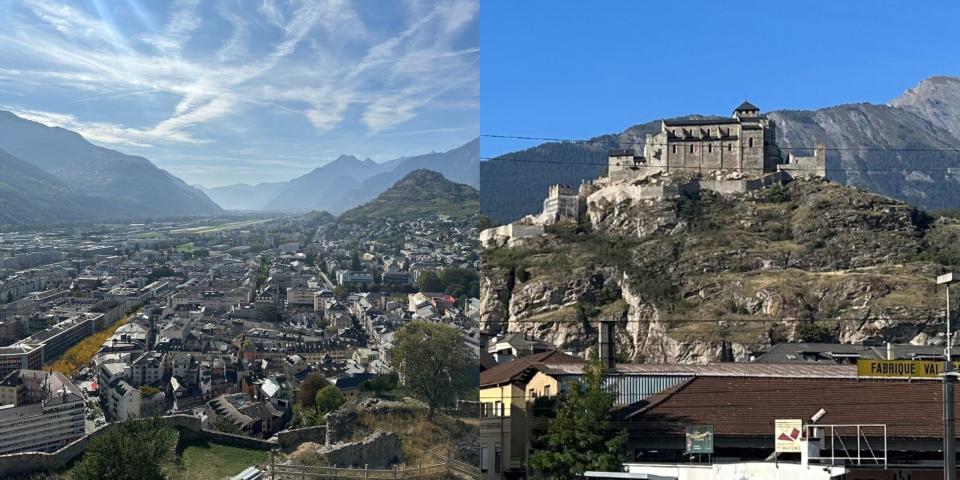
left=479, top=350, right=498, bottom=371
left=479, top=350, right=579, bottom=387
left=734, top=100, right=759, bottom=112
left=334, top=372, right=374, bottom=390
left=753, top=342, right=948, bottom=364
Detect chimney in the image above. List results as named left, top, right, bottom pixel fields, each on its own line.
left=886, top=342, right=893, bottom=360
left=598, top=321, right=616, bottom=369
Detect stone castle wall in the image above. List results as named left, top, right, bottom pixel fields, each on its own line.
left=277, top=425, right=328, bottom=452
left=480, top=224, right=545, bottom=248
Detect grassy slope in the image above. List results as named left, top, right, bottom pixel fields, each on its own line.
left=172, top=438, right=270, bottom=480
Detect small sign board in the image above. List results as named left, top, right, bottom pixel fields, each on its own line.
left=857, top=359, right=959, bottom=378
left=685, top=425, right=714, bottom=454
left=775, top=419, right=803, bottom=453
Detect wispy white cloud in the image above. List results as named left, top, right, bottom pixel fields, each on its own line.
left=0, top=0, right=478, bottom=183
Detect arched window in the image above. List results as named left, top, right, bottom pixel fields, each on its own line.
left=708, top=144, right=713, bottom=153
left=689, top=144, right=694, bottom=153
left=748, top=138, right=754, bottom=148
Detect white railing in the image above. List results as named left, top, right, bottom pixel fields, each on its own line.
left=804, top=423, right=887, bottom=469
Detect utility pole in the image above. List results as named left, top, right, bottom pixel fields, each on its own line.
left=940, top=272, right=957, bottom=480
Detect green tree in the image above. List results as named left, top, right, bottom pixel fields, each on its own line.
left=390, top=320, right=476, bottom=419
left=361, top=372, right=400, bottom=397
left=529, top=358, right=628, bottom=479
left=797, top=322, right=834, bottom=343
left=299, top=373, right=330, bottom=410
left=314, top=385, right=345, bottom=414
left=437, top=267, right=480, bottom=298
left=72, top=417, right=177, bottom=480
left=416, top=271, right=444, bottom=293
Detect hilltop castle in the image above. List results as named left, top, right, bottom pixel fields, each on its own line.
left=609, top=101, right=825, bottom=182
left=480, top=102, right=828, bottom=247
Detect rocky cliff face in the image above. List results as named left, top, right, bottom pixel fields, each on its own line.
left=891, top=76, right=960, bottom=141
left=481, top=178, right=960, bottom=363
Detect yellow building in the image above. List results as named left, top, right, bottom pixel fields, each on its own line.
left=479, top=350, right=578, bottom=480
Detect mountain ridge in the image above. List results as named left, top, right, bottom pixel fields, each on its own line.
left=204, top=138, right=479, bottom=213
left=480, top=76, right=960, bottom=223
left=0, top=110, right=223, bottom=222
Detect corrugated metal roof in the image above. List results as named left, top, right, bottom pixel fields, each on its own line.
left=537, top=362, right=865, bottom=379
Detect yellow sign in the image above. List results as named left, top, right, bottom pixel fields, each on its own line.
left=857, top=359, right=960, bottom=378
left=775, top=419, right=803, bottom=453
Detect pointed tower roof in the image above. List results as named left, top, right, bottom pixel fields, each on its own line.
left=734, top=100, right=759, bottom=113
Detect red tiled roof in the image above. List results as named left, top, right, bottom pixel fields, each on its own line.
left=627, top=376, right=958, bottom=439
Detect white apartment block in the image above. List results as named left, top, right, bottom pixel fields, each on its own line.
left=0, top=370, right=85, bottom=454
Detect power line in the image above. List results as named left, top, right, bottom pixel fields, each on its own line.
left=505, top=316, right=947, bottom=324
left=479, top=156, right=960, bottom=174
left=481, top=134, right=960, bottom=153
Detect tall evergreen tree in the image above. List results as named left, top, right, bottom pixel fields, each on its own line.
left=529, top=358, right=628, bottom=479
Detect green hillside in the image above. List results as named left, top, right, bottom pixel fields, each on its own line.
left=338, top=169, right=478, bottom=223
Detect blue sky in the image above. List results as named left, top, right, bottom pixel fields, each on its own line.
left=0, top=0, right=478, bottom=187
left=481, top=0, right=960, bottom=159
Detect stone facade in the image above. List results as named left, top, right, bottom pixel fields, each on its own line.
left=780, top=141, right=827, bottom=178
left=539, top=184, right=579, bottom=225
left=608, top=101, right=813, bottom=182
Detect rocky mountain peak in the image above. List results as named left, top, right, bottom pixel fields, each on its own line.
left=889, top=75, right=960, bottom=139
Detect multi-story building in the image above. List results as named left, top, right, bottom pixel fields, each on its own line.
left=0, top=344, right=43, bottom=379
left=285, top=287, right=317, bottom=308
left=380, top=271, right=412, bottom=285
left=336, top=270, right=374, bottom=286
left=0, top=370, right=85, bottom=455
left=17, top=314, right=97, bottom=363
left=130, top=351, right=166, bottom=386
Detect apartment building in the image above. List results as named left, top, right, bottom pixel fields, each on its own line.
left=0, top=370, right=85, bottom=455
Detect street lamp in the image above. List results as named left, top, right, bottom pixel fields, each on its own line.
left=939, top=272, right=957, bottom=480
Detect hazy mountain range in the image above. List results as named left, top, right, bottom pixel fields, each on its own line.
left=481, top=76, right=960, bottom=223
left=0, top=107, right=478, bottom=224
left=200, top=138, right=479, bottom=214
left=0, top=110, right=222, bottom=224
